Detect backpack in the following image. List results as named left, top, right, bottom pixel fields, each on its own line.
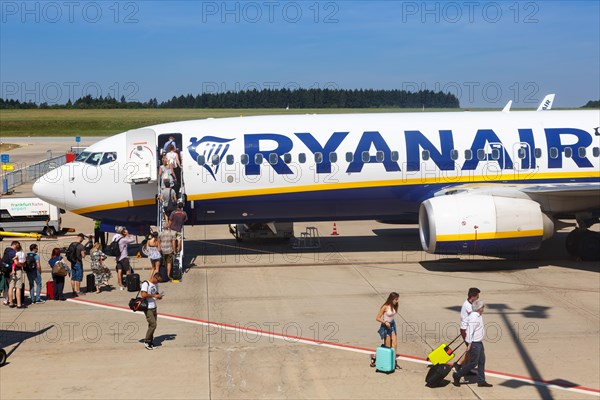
left=1, top=248, right=14, bottom=275
left=107, top=237, right=122, bottom=257
left=66, top=242, right=78, bottom=263
left=24, top=252, right=37, bottom=272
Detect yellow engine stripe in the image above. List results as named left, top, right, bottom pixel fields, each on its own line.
left=436, top=229, right=544, bottom=242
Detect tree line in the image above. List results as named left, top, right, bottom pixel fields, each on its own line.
left=0, top=88, right=459, bottom=109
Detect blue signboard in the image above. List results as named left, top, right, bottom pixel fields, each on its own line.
left=1, top=154, right=9, bottom=163
left=75, top=136, right=81, bottom=143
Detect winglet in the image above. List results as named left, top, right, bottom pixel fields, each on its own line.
left=502, top=100, right=512, bottom=113
left=537, top=94, right=555, bottom=111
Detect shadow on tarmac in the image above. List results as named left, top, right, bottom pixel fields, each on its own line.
left=0, top=325, right=55, bottom=365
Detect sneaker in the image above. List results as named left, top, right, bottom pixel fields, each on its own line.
left=477, top=382, right=493, bottom=387
left=36, top=299, right=46, bottom=304
left=453, top=362, right=462, bottom=372
left=120, top=286, right=125, bottom=291
left=144, top=342, right=155, bottom=350
left=452, top=373, right=460, bottom=387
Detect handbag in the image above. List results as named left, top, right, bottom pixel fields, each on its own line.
left=128, top=280, right=149, bottom=312
left=52, top=260, right=68, bottom=277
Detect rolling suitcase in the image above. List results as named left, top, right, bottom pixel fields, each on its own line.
left=425, top=364, right=454, bottom=387
left=86, top=274, right=95, bottom=293
left=375, top=345, right=395, bottom=374
left=46, top=280, right=55, bottom=300
left=427, top=334, right=463, bottom=365
left=159, top=264, right=169, bottom=283
left=171, top=259, right=182, bottom=280
left=127, top=273, right=141, bottom=292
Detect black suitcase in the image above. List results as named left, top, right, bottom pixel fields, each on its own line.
left=425, top=364, right=453, bottom=387
left=159, top=264, right=169, bottom=282
left=86, top=273, right=95, bottom=293
left=127, top=273, right=141, bottom=292
left=171, top=260, right=182, bottom=280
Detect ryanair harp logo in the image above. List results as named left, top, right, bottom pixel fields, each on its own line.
left=188, top=136, right=234, bottom=180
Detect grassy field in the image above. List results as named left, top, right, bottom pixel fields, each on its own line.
left=0, top=108, right=475, bottom=137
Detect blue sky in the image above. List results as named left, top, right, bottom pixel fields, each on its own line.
left=1, top=1, right=599, bottom=108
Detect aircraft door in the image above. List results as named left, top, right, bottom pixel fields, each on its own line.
left=125, top=128, right=157, bottom=184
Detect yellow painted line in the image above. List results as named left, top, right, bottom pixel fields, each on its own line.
left=436, top=229, right=544, bottom=242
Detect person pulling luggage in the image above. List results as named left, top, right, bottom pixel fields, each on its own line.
left=371, top=292, right=401, bottom=370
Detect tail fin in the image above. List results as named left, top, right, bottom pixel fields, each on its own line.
left=537, top=94, right=555, bottom=111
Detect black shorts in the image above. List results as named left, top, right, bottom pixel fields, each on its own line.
left=116, top=258, right=131, bottom=273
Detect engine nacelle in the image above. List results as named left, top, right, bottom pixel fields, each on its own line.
left=419, top=195, right=554, bottom=255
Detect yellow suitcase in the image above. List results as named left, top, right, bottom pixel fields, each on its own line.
left=427, top=334, right=463, bottom=365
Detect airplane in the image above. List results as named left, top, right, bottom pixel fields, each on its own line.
left=32, top=109, right=600, bottom=260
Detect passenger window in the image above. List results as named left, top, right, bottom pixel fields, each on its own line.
left=361, top=151, right=370, bottom=162
left=197, top=155, right=206, bottom=165
left=255, top=154, right=263, bottom=164
left=491, top=148, right=500, bottom=160
left=283, top=153, right=292, bottom=164
left=421, top=150, right=430, bottom=161
left=549, top=147, right=559, bottom=159
left=240, top=154, right=249, bottom=165
left=314, top=152, right=323, bottom=164
left=269, top=153, right=278, bottom=165
left=298, top=153, right=306, bottom=164
left=376, top=151, right=384, bottom=162
left=450, top=149, right=458, bottom=161
left=593, top=147, right=600, bottom=157
left=211, top=154, right=220, bottom=165
left=329, top=152, right=337, bottom=163
left=75, top=151, right=91, bottom=162
left=100, top=152, right=117, bottom=165
left=477, top=149, right=486, bottom=161
left=578, top=147, right=586, bottom=158
left=564, top=147, right=572, bottom=158
left=518, top=148, right=526, bottom=159
left=226, top=155, right=234, bottom=165
left=464, top=149, right=472, bottom=160
left=346, top=152, right=353, bottom=162
left=535, top=148, right=542, bottom=158
left=391, top=151, right=399, bottom=162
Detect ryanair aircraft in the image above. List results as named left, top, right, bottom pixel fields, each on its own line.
left=33, top=109, right=600, bottom=260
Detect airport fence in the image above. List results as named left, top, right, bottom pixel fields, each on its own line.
left=2, top=154, right=67, bottom=194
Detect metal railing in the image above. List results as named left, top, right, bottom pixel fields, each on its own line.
left=2, top=154, right=67, bottom=194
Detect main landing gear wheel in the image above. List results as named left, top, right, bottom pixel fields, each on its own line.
left=566, top=229, right=600, bottom=261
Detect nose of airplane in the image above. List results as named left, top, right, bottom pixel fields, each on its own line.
left=32, top=166, right=66, bottom=209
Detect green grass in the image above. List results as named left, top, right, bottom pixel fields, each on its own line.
left=0, top=108, right=471, bottom=137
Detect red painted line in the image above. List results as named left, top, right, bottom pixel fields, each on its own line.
left=56, top=296, right=600, bottom=396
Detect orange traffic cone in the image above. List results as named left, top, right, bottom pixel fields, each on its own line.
left=331, top=223, right=339, bottom=236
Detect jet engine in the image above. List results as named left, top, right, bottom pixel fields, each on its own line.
left=419, top=195, right=554, bottom=255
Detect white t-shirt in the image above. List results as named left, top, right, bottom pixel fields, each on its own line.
left=15, top=251, right=26, bottom=264
left=141, top=280, right=159, bottom=309
left=460, top=299, right=473, bottom=330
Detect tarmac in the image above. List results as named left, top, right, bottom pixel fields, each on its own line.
left=1, top=139, right=599, bottom=399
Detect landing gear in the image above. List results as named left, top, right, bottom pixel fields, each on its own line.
left=566, top=229, right=600, bottom=261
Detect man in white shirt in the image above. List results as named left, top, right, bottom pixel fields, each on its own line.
left=454, top=287, right=480, bottom=371
left=453, top=300, right=492, bottom=387
left=141, top=272, right=163, bottom=350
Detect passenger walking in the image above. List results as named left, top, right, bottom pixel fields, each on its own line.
left=141, top=272, right=163, bottom=350
left=166, top=144, right=182, bottom=194
left=371, top=292, right=401, bottom=369
left=90, top=243, right=111, bottom=293
left=1, top=241, right=18, bottom=305
left=159, top=180, right=177, bottom=219
left=158, top=222, right=177, bottom=280
left=8, top=242, right=26, bottom=308
left=49, top=247, right=69, bottom=301
left=169, top=202, right=188, bottom=253
left=25, top=244, right=44, bottom=304
left=93, top=220, right=106, bottom=249
left=453, top=300, right=493, bottom=388
left=454, top=287, right=480, bottom=371
left=67, top=233, right=88, bottom=297
left=158, top=158, right=176, bottom=189
left=145, top=231, right=161, bottom=278
left=114, top=227, right=136, bottom=290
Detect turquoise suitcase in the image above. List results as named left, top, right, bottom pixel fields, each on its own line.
left=375, top=346, right=395, bottom=373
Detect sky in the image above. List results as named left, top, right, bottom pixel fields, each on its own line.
left=1, top=0, right=599, bottom=108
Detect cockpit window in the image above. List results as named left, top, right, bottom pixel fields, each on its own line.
left=100, top=152, right=117, bottom=165
left=75, top=152, right=91, bottom=162
left=85, top=152, right=103, bottom=165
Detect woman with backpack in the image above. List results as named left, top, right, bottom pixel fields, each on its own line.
left=49, top=247, right=69, bottom=301
left=25, top=244, right=44, bottom=304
